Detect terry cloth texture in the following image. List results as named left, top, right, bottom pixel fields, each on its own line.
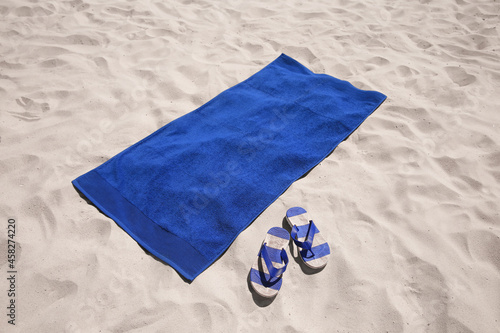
left=72, top=53, right=387, bottom=281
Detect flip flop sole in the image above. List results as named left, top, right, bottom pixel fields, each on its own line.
left=286, top=207, right=330, bottom=269
left=250, top=227, right=289, bottom=298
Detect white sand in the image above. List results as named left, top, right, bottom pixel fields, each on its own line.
left=1, top=0, right=499, bottom=331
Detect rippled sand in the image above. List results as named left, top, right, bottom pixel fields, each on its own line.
left=1, top=0, right=499, bottom=332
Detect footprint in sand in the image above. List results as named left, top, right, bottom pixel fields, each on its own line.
left=27, top=273, right=78, bottom=308
left=15, top=96, right=50, bottom=112
left=467, top=230, right=500, bottom=272
left=444, top=66, right=476, bottom=87
left=77, top=218, right=112, bottom=245
left=11, top=97, right=50, bottom=120
left=394, top=257, right=449, bottom=331
left=395, top=65, right=417, bottom=77
left=22, top=195, right=57, bottom=241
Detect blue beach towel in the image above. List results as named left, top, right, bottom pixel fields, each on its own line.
left=72, top=54, right=386, bottom=281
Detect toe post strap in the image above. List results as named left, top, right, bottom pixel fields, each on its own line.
left=291, top=220, right=318, bottom=258
left=260, top=243, right=289, bottom=278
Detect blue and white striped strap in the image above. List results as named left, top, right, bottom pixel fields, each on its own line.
left=291, top=220, right=318, bottom=258
left=260, top=243, right=289, bottom=278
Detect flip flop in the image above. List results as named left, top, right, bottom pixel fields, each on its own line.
left=286, top=207, right=330, bottom=269
left=250, top=227, right=290, bottom=298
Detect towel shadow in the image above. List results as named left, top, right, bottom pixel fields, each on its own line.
left=281, top=217, right=326, bottom=275
left=297, top=147, right=337, bottom=180
left=74, top=186, right=95, bottom=206
left=137, top=244, right=193, bottom=284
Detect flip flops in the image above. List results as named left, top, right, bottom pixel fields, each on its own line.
left=250, top=227, right=290, bottom=298
left=286, top=207, right=330, bottom=269
left=249, top=208, right=330, bottom=298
